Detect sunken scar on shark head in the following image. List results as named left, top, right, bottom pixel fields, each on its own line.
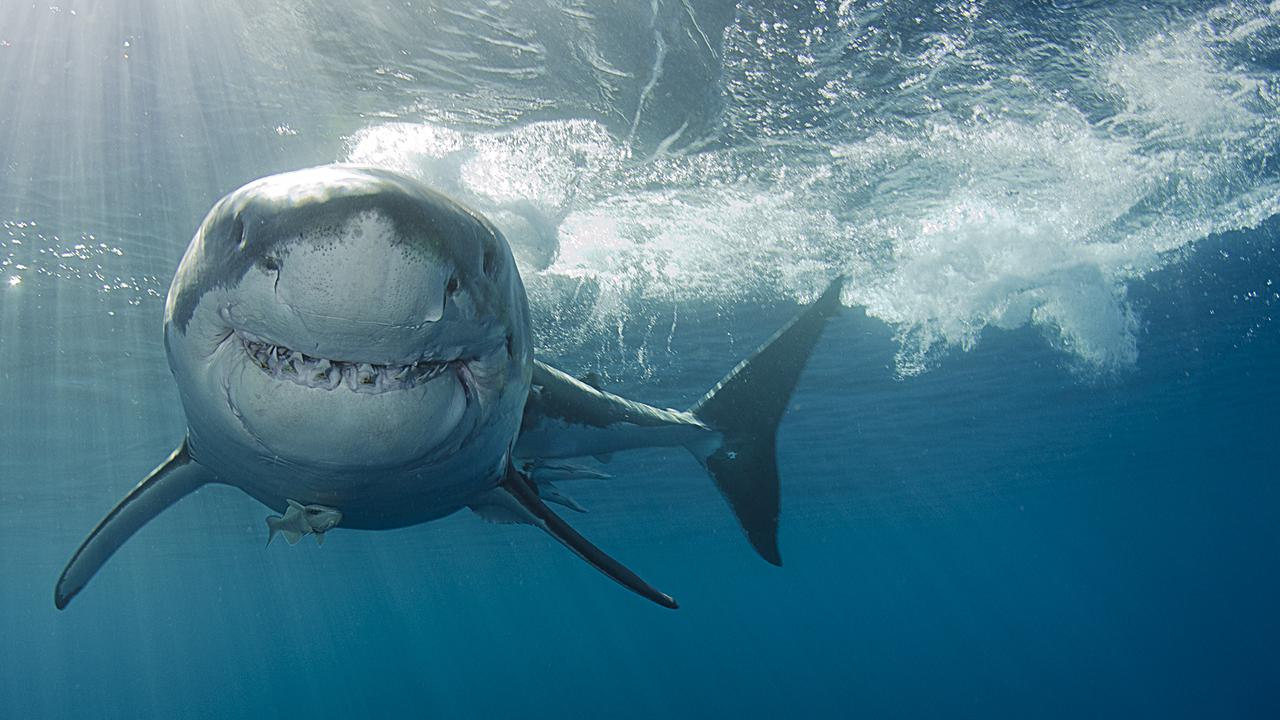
left=265, top=499, right=342, bottom=546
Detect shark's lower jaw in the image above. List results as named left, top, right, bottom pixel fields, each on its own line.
left=238, top=331, right=456, bottom=395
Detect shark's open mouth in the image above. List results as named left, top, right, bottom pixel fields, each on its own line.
left=238, top=332, right=463, bottom=395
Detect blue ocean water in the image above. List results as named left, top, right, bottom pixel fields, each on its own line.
left=2, top=0, right=1279, bottom=717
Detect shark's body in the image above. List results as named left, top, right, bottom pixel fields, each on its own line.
left=55, top=165, right=842, bottom=610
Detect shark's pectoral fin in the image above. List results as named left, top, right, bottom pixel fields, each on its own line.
left=55, top=438, right=213, bottom=609
left=474, top=465, right=678, bottom=609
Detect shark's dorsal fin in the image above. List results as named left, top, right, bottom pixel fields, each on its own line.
left=55, top=438, right=213, bottom=609
left=484, top=464, right=678, bottom=609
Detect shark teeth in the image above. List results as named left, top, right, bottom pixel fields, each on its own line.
left=239, top=335, right=453, bottom=394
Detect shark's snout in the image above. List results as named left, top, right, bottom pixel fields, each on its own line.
left=268, top=208, right=451, bottom=332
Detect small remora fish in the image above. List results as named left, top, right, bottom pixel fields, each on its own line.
left=266, top=500, right=342, bottom=546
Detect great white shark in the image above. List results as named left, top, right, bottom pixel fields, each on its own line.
left=55, top=165, right=843, bottom=610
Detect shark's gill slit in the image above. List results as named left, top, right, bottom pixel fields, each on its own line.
left=237, top=332, right=451, bottom=393
left=455, top=361, right=476, bottom=403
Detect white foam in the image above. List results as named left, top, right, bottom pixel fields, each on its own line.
left=344, top=4, right=1280, bottom=377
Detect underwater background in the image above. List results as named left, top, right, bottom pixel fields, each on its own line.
left=2, top=0, right=1279, bottom=716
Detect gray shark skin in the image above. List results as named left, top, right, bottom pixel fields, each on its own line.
left=54, top=165, right=843, bottom=611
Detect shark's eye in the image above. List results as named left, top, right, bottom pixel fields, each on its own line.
left=446, top=276, right=459, bottom=294
left=261, top=256, right=280, bottom=272
left=231, top=216, right=247, bottom=248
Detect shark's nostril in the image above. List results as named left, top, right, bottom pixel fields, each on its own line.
left=231, top=216, right=247, bottom=248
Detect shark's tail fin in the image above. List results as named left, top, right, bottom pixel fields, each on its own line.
left=686, top=277, right=844, bottom=565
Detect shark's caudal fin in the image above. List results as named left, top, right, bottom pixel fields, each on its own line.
left=687, top=276, right=844, bottom=566
left=55, top=439, right=212, bottom=609
left=471, top=463, right=679, bottom=609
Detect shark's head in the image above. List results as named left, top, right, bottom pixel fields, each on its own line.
left=164, top=166, right=531, bottom=473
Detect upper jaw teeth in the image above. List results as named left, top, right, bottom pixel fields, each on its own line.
left=239, top=334, right=453, bottom=394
